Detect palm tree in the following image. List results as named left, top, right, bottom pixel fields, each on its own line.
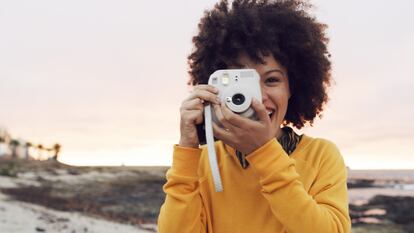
left=0, top=136, right=5, bottom=156
left=37, top=144, right=44, bottom=160
left=52, top=143, right=61, bottom=161
left=10, top=139, right=20, bottom=158
left=25, top=142, right=32, bottom=160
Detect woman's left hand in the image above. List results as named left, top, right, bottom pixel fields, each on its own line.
left=212, top=98, right=278, bottom=155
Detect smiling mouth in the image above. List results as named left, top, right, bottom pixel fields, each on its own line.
left=267, top=110, right=274, bottom=119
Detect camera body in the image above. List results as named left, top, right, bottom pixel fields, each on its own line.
left=197, top=69, right=262, bottom=145
left=208, top=69, right=262, bottom=126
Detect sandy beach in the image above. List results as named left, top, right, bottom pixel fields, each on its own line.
left=0, top=192, right=153, bottom=233
left=0, top=160, right=161, bottom=233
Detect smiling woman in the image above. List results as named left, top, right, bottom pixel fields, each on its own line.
left=157, top=0, right=351, bottom=233
left=227, top=52, right=291, bottom=141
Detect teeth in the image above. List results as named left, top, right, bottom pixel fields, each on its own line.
left=267, top=110, right=274, bottom=116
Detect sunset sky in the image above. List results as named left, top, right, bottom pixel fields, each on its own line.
left=1, top=0, right=413, bottom=169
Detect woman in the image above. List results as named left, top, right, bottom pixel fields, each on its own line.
left=158, top=0, right=351, bottom=232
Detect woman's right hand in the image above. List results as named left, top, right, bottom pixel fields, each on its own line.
left=179, top=85, right=221, bottom=148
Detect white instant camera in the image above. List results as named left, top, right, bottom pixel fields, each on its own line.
left=204, top=69, right=262, bottom=192
left=209, top=69, right=262, bottom=123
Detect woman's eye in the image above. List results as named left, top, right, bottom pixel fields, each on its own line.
left=265, top=77, right=280, bottom=84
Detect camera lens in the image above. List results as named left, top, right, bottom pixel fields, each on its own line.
left=232, top=93, right=245, bottom=105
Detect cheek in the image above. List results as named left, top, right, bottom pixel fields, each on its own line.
left=274, top=92, right=290, bottom=109
left=274, top=94, right=290, bottom=121
left=265, top=86, right=290, bottom=111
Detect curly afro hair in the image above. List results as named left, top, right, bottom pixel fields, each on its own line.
left=187, top=0, right=332, bottom=129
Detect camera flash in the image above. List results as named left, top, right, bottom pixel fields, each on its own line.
left=222, top=74, right=229, bottom=85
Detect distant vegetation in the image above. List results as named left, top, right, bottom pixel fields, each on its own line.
left=0, top=127, right=61, bottom=161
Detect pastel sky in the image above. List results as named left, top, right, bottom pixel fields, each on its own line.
left=0, top=0, right=413, bottom=169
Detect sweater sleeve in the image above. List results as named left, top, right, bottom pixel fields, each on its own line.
left=157, top=145, right=208, bottom=233
left=245, top=138, right=351, bottom=233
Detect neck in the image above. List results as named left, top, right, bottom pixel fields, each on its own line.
left=276, top=127, right=285, bottom=140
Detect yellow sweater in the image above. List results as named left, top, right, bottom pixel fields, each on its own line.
left=158, top=135, right=351, bottom=233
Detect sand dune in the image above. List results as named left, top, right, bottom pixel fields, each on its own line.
left=0, top=192, right=153, bottom=233
left=0, top=161, right=160, bottom=233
